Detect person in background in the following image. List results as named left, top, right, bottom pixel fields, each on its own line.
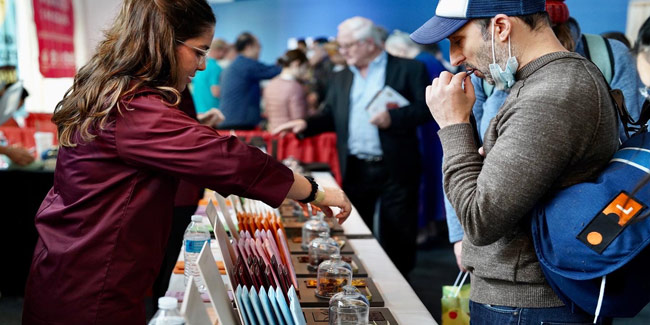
left=385, top=30, right=448, bottom=245
left=219, top=43, right=237, bottom=69
left=297, top=38, right=308, bottom=54
left=274, top=16, right=431, bottom=276
left=603, top=31, right=632, bottom=49
left=264, top=49, right=309, bottom=132
left=421, top=42, right=457, bottom=73
left=636, top=17, right=650, bottom=103
left=444, top=0, right=646, bottom=273
left=307, top=37, right=335, bottom=112
left=0, top=141, right=33, bottom=166
left=374, top=24, right=389, bottom=46
left=324, top=41, right=347, bottom=73
left=385, top=30, right=446, bottom=81
left=219, top=32, right=281, bottom=129
left=0, top=83, right=34, bottom=166
left=412, top=0, right=618, bottom=321
left=191, top=38, right=228, bottom=128
left=21, top=1, right=351, bottom=323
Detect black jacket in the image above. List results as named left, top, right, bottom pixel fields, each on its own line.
left=302, top=54, right=432, bottom=182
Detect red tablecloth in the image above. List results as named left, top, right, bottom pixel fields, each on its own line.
left=0, top=114, right=341, bottom=184
left=232, top=130, right=341, bottom=184
left=0, top=113, right=59, bottom=149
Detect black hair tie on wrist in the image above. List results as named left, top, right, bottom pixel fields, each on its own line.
left=298, top=176, right=318, bottom=204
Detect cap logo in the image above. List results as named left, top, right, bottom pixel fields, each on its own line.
left=435, top=0, right=469, bottom=19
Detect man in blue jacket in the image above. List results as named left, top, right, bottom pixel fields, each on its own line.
left=219, top=32, right=281, bottom=129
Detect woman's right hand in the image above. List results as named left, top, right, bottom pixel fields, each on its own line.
left=271, top=119, right=307, bottom=135
left=313, top=187, right=352, bottom=224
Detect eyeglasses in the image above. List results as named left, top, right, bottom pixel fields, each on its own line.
left=176, top=40, right=209, bottom=65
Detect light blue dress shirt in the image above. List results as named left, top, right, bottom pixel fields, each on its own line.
left=347, top=51, right=387, bottom=158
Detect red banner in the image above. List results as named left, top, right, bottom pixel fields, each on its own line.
left=32, top=0, right=75, bottom=78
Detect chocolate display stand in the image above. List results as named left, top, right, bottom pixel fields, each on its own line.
left=204, top=202, right=247, bottom=325
left=288, top=235, right=355, bottom=254
left=297, top=277, right=384, bottom=308
left=233, top=307, right=400, bottom=325
left=279, top=200, right=345, bottom=237
left=291, top=254, right=368, bottom=278
left=282, top=218, right=345, bottom=238
left=303, top=307, right=399, bottom=324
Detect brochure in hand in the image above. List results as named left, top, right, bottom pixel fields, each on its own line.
left=365, top=85, right=410, bottom=118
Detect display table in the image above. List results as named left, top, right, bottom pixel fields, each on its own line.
left=312, top=172, right=372, bottom=238
left=167, top=172, right=436, bottom=325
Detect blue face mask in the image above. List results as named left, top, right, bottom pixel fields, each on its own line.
left=488, top=21, right=519, bottom=90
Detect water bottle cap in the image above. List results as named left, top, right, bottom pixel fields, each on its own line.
left=191, top=215, right=203, bottom=222
left=158, top=297, right=178, bottom=309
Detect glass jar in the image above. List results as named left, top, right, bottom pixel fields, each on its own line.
left=328, top=285, right=370, bottom=325
left=308, top=232, right=340, bottom=271
left=302, top=211, right=330, bottom=250
left=316, top=254, right=352, bottom=299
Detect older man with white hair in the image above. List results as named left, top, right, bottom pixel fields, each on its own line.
left=274, top=16, right=431, bottom=276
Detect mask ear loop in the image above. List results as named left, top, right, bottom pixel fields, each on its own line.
left=491, top=19, right=497, bottom=65
left=491, top=19, right=513, bottom=66
left=507, top=34, right=512, bottom=59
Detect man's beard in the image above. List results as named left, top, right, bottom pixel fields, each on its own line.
left=468, top=39, right=511, bottom=86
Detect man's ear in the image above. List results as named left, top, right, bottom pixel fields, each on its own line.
left=493, top=14, right=512, bottom=43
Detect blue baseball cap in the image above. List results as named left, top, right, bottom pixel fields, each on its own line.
left=410, top=0, right=546, bottom=44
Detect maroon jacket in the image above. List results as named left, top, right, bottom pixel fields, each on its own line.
left=174, top=88, right=203, bottom=207
left=22, top=89, right=294, bottom=325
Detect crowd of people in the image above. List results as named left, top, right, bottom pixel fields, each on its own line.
left=178, top=0, right=650, bottom=322
left=3, top=0, right=650, bottom=323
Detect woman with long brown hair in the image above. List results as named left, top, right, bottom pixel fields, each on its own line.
left=22, top=1, right=351, bottom=324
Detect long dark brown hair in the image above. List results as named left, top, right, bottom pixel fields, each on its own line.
left=53, top=0, right=215, bottom=147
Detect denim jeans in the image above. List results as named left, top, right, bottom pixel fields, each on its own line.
left=469, top=300, right=610, bottom=325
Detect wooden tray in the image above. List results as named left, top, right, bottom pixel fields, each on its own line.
left=290, top=254, right=368, bottom=278
left=288, top=235, right=355, bottom=254
left=282, top=218, right=345, bottom=238
left=297, top=277, right=384, bottom=308
left=303, top=307, right=399, bottom=324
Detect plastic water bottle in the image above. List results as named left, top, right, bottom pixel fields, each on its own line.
left=148, top=297, right=185, bottom=325
left=184, top=215, right=210, bottom=293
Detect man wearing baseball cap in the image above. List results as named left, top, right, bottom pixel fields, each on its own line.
left=412, top=0, right=617, bottom=322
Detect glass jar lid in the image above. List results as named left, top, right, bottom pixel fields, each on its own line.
left=301, top=212, right=330, bottom=250
left=308, top=233, right=341, bottom=271
left=315, top=254, right=353, bottom=299
left=329, top=285, right=370, bottom=308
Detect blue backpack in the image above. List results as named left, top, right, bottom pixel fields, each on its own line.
left=531, top=96, right=650, bottom=320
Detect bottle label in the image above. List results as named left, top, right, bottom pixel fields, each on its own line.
left=185, top=239, right=210, bottom=253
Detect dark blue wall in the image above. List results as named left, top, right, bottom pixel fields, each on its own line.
left=210, top=0, right=631, bottom=65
